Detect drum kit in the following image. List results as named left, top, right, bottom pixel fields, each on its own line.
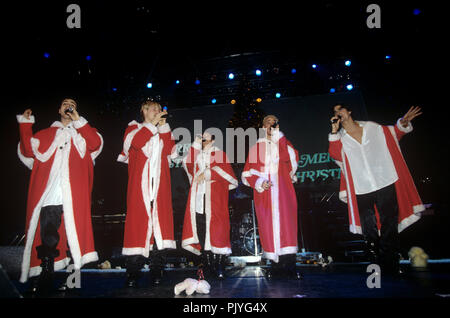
left=231, top=201, right=263, bottom=256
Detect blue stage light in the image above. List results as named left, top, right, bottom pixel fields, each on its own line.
left=147, top=83, right=153, bottom=88
left=346, top=84, right=354, bottom=91
left=195, top=79, right=200, bottom=85
left=112, top=87, right=117, bottom=92
left=330, top=88, right=336, bottom=93
left=86, top=55, right=92, bottom=61
left=312, top=64, right=317, bottom=69
left=291, top=68, right=297, bottom=74
left=176, top=80, right=180, bottom=85
left=44, top=52, right=50, bottom=58
left=413, top=8, right=421, bottom=15
left=211, top=98, right=217, bottom=104
left=275, top=93, right=281, bottom=98
left=228, top=73, right=235, bottom=80
left=345, top=60, right=351, bottom=67
left=255, top=69, right=262, bottom=76
left=385, top=55, right=391, bottom=60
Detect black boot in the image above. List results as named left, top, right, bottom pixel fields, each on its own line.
left=264, top=260, right=281, bottom=279
left=149, top=250, right=166, bottom=285
left=125, top=255, right=145, bottom=288
left=215, top=254, right=226, bottom=280
left=149, top=266, right=164, bottom=285
left=37, top=257, right=55, bottom=295
left=282, top=254, right=302, bottom=280
left=202, top=251, right=214, bottom=279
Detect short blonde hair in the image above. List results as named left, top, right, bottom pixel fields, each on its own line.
left=140, top=100, right=161, bottom=119
left=262, top=115, right=278, bottom=127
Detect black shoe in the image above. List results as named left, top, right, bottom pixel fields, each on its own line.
left=149, top=268, right=164, bottom=285
left=125, top=272, right=139, bottom=288
left=263, top=267, right=273, bottom=279
left=215, top=254, right=226, bottom=280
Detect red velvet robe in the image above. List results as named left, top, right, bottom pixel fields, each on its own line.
left=117, top=121, right=177, bottom=257
left=328, top=119, right=425, bottom=234
left=242, top=131, right=299, bottom=263
left=181, top=142, right=238, bottom=255
left=17, top=115, right=103, bottom=283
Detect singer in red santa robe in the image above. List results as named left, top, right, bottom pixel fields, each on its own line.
left=181, top=132, right=238, bottom=278
left=242, top=115, right=301, bottom=279
left=117, top=100, right=177, bottom=286
left=17, top=99, right=103, bottom=290
left=328, top=104, right=424, bottom=274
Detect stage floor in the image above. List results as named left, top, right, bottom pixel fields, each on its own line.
left=10, top=262, right=450, bottom=299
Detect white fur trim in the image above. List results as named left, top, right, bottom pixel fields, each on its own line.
left=182, top=155, right=193, bottom=184
left=72, top=116, right=88, bottom=129
left=17, top=114, right=35, bottom=124
left=142, top=122, right=158, bottom=135
left=211, top=166, right=238, bottom=190
left=396, top=118, right=413, bottom=133
left=271, top=175, right=281, bottom=258
left=398, top=213, right=421, bottom=233
left=118, top=126, right=141, bottom=164
left=27, top=257, right=71, bottom=280
left=204, top=168, right=212, bottom=181
left=60, top=141, right=83, bottom=270
left=158, top=123, right=171, bottom=134
left=263, top=251, right=279, bottom=263
left=211, top=246, right=232, bottom=255
left=287, top=145, right=298, bottom=183
left=349, top=224, right=363, bottom=234
left=122, top=247, right=149, bottom=257
left=182, top=238, right=202, bottom=256
left=17, top=143, right=34, bottom=170
left=271, top=130, right=284, bottom=143
left=341, top=151, right=358, bottom=235
left=117, top=154, right=128, bottom=163
left=339, top=190, right=348, bottom=204
left=192, top=141, right=202, bottom=151
left=80, top=251, right=99, bottom=268
left=280, top=246, right=298, bottom=255
left=91, top=133, right=103, bottom=163
left=255, top=177, right=266, bottom=193
left=413, top=204, right=426, bottom=213
left=328, top=133, right=341, bottom=142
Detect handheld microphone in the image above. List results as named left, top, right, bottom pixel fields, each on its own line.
left=160, top=106, right=172, bottom=118
left=331, top=115, right=341, bottom=124
left=271, top=121, right=279, bottom=129
left=65, top=106, right=74, bottom=114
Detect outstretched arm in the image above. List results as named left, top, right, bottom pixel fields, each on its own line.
left=17, top=109, right=35, bottom=158
left=395, top=106, right=422, bottom=140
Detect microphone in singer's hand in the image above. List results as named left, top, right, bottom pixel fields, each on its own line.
left=332, top=115, right=341, bottom=124
left=65, top=107, right=74, bottom=114
left=271, top=121, right=279, bottom=129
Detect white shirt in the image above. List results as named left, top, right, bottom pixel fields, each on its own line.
left=340, top=121, right=398, bottom=195
left=194, top=146, right=212, bottom=214
left=42, top=124, right=73, bottom=207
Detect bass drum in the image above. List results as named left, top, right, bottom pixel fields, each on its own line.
left=243, top=227, right=263, bottom=256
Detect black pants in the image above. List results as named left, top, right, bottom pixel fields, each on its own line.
left=126, top=249, right=167, bottom=275
left=356, top=184, right=399, bottom=267
left=36, top=205, right=63, bottom=259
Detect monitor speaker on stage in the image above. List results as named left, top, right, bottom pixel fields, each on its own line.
left=0, top=265, right=22, bottom=298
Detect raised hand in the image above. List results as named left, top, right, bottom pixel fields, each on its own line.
left=152, top=110, right=168, bottom=126
left=400, top=106, right=422, bottom=127
left=330, top=116, right=341, bottom=133
left=67, top=108, right=80, bottom=121
left=262, top=180, right=273, bottom=190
